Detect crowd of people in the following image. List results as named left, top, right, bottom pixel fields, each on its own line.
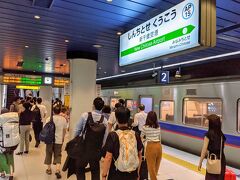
left=0, top=96, right=69, bottom=179
left=0, top=96, right=226, bottom=180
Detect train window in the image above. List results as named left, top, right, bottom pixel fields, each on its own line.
left=238, top=99, right=240, bottom=132
left=139, top=95, right=153, bottom=113
left=160, top=101, right=174, bottom=121
left=183, top=98, right=222, bottom=127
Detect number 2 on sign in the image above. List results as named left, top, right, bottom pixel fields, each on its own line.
left=161, top=73, right=167, bottom=82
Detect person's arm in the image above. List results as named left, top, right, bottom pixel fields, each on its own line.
left=198, top=136, right=209, bottom=171
left=132, top=114, right=138, bottom=127
left=102, top=152, right=113, bottom=180
left=9, top=104, right=14, bottom=112
left=103, top=120, right=109, bottom=147
left=62, top=121, right=68, bottom=142
left=74, top=114, right=86, bottom=137
left=43, top=106, right=47, bottom=118
left=137, top=150, right=142, bottom=179
left=108, top=112, right=115, bottom=132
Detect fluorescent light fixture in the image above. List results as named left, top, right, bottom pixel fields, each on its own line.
left=218, top=35, right=240, bottom=44
left=34, top=15, right=40, bottom=19
left=117, top=32, right=122, bottom=35
left=93, top=44, right=102, bottom=48
left=65, top=39, right=69, bottom=43
left=96, top=51, right=240, bottom=81
left=25, top=45, right=29, bottom=48
left=106, top=0, right=113, bottom=2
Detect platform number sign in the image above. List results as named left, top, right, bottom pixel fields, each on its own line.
left=182, top=3, right=194, bottom=19
left=160, top=71, right=169, bottom=84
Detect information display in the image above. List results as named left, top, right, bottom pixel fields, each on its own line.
left=119, top=0, right=200, bottom=66
left=140, top=96, right=153, bottom=113
left=3, top=74, right=42, bottom=85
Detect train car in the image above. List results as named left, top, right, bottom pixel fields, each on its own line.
left=101, top=80, right=240, bottom=168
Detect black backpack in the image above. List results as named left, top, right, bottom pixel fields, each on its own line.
left=39, top=116, right=55, bottom=144
left=85, top=112, right=106, bottom=161
left=32, top=105, right=42, bottom=123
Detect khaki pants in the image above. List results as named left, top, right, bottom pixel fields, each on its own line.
left=19, top=125, right=31, bottom=152
left=44, top=144, right=63, bottom=165
left=145, top=142, right=162, bottom=180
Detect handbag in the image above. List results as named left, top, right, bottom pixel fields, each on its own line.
left=206, top=137, right=223, bottom=174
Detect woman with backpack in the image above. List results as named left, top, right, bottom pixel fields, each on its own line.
left=141, top=111, right=162, bottom=180
left=102, top=107, right=143, bottom=180
left=198, top=114, right=226, bottom=180
left=16, top=102, right=33, bottom=155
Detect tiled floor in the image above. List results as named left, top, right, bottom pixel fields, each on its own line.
left=6, top=132, right=206, bottom=180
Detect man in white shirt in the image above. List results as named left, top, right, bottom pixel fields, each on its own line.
left=132, top=104, right=147, bottom=133
left=31, top=97, right=47, bottom=147
left=44, top=106, right=67, bottom=179
left=74, top=97, right=108, bottom=180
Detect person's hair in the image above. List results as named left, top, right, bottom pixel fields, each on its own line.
left=145, top=111, right=159, bottom=128
left=37, top=97, right=42, bottom=104
left=138, top=104, right=145, bottom=111
left=115, top=107, right=130, bottom=124
left=61, top=106, right=67, bottom=113
left=26, top=96, right=32, bottom=102
left=23, top=102, right=31, bottom=111
left=33, top=97, right=37, bottom=103
left=207, top=114, right=224, bottom=138
left=13, top=96, right=20, bottom=102
left=93, top=97, right=104, bottom=111
left=53, top=106, right=61, bottom=114
left=102, top=105, right=111, bottom=114
left=114, top=102, right=122, bottom=109
left=20, top=99, right=25, bottom=104
left=118, top=99, right=125, bottom=106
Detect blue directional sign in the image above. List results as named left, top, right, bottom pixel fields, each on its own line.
left=159, top=71, right=170, bottom=84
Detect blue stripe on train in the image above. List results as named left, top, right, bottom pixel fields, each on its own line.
left=159, top=122, right=240, bottom=147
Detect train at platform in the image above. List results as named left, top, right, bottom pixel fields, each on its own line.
left=101, top=80, right=240, bottom=168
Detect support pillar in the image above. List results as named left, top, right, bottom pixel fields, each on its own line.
left=69, top=59, right=97, bottom=137
left=39, top=86, right=53, bottom=121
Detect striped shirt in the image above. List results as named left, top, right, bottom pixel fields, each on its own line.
left=141, top=125, right=161, bottom=142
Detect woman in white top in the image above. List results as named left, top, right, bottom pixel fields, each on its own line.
left=141, top=111, right=162, bottom=180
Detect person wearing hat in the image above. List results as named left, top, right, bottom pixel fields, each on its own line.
left=132, top=104, right=147, bottom=134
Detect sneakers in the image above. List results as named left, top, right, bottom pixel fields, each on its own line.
left=15, top=152, right=23, bottom=155
left=46, top=169, right=61, bottom=179
left=46, top=169, right=52, bottom=175
left=35, top=141, right=40, bottom=148
left=24, top=151, right=29, bottom=154
left=55, top=172, right=62, bottom=179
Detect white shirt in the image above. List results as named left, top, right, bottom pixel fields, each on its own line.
left=31, top=103, right=47, bottom=121
left=46, top=115, right=67, bottom=144
left=132, top=111, right=147, bottom=132
left=108, top=111, right=117, bottom=125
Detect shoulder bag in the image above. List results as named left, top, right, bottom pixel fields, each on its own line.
left=206, top=137, right=223, bottom=174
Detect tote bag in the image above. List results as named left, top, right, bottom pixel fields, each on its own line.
left=206, top=137, right=222, bottom=174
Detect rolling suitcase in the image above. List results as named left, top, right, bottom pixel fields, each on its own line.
left=225, top=169, right=236, bottom=180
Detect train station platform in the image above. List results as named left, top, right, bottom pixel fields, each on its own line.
left=10, top=132, right=240, bottom=180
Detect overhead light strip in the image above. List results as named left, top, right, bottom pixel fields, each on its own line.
left=96, top=51, right=240, bottom=81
